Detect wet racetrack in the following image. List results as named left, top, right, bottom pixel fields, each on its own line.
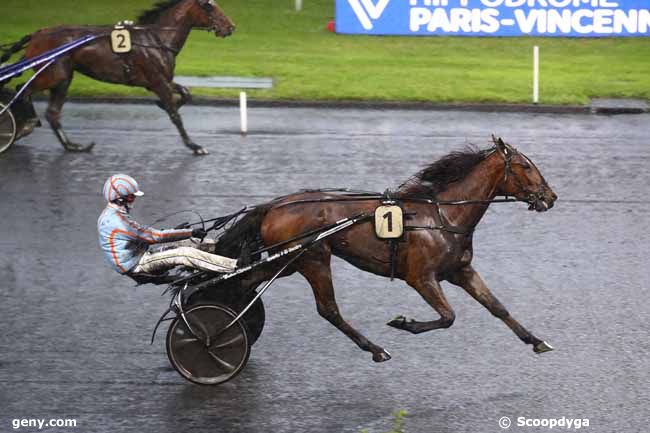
left=0, top=103, right=648, bottom=433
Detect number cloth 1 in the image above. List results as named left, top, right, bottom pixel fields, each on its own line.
left=374, top=205, right=403, bottom=239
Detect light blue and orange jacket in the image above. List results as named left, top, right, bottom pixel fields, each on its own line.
left=97, top=203, right=192, bottom=274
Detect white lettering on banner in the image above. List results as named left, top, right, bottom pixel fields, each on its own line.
left=614, top=9, right=637, bottom=33
left=593, top=9, right=614, bottom=33
left=573, top=9, right=594, bottom=33
left=481, top=0, right=502, bottom=6
left=346, top=0, right=648, bottom=35
left=637, top=9, right=648, bottom=32
left=429, top=8, right=451, bottom=31
left=546, top=9, right=572, bottom=33
left=548, top=0, right=572, bottom=6
left=478, top=0, right=619, bottom=5
left=514, top=9, right=540, bottom=33
left=482, top=9, right=500, bottom=31
left=411, top=8, right=501, bottom=33
left=451, top=8, right=473, bottom=32
left=407, top=0, right=621, bottom=6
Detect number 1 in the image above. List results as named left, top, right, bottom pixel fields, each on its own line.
left=382, top=211, right=393, bottom=232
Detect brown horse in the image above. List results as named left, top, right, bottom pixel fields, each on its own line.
left=216, top=137, right=558, bottom=362
left=0, top=0, right=234, bottom=154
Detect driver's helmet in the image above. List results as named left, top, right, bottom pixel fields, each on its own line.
left=102, top=174, right=144, bottom=203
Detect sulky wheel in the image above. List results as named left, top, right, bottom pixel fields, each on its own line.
left=166, top=304, right=250, bottom=385
left=0, top=103, right=17, bottom=154
left=187, top=287, right=265, bottom=346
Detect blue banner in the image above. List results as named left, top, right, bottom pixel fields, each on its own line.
left=335, top=0, right=650, bottom=36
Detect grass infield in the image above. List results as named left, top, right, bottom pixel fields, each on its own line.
left=1, top=0, right=648, bottom=104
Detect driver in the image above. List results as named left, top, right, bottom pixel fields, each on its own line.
left=97, top=174, right=237, bottom=276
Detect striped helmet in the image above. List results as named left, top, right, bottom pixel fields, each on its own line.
left=102, top=174, right=144, bottom=203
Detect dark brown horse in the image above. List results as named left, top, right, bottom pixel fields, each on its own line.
left=0, top=0, right=234, bottom=154
left=217, top=137, right=558, bottom=362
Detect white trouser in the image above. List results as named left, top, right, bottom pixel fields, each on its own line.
left=132, top=246, right=237, bottom=274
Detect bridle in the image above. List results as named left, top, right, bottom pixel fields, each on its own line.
left=498, top=144, right=548, bottom=210
left=196, top=0, right=230, bottom=36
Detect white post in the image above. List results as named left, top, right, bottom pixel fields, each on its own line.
left=240, top=91, right=248, bottom=135
left=295, top=0, right=302, bottom=11
left=533, top=45, right=539, bottom=104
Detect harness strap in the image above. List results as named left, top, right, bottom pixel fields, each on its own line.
left=251, top=213, right=374, bottom=256
left=405, top=224, right=474, bottom=235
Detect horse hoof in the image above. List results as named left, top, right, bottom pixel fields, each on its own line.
left=387, top=315, right=407, bottom=329
left=373, top=350, right=392, bottom=363
left=193, top=146, right=209, bottom=156
left=64, top=142, right=95, bottom=152
left=534, top=341, right=554, bottom=354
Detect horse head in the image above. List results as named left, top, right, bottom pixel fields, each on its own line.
left=191, top=0, right=235, bottom=37
left=492, top=136, right=558, bottom=212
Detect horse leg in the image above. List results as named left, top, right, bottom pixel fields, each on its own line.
left=150, top=81, right=206, bottom=155
left=448, top=265, right=553, bottom=354
left=45, top=80, right=94, bottom=152
left=299, top=250, right=392, bottom=363
left=387, top=273, right=456, bottom=334
left=173, top=82, right=192, bottom=108
left=13, top=84, right=41, bottom=136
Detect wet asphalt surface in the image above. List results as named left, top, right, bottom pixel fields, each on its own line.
left=0, top=103, right=648, bottom=433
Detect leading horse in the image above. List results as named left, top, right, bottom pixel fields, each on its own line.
left=216, top=137, right=558, bottom=362
left=0, top=0, right=235, bottom=155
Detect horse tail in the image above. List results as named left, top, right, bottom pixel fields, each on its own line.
left=214, top=204, right=271, bottom=260
left=0, top=34, right=32, bottom=64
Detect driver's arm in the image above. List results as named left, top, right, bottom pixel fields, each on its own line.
left=118, top=213, right=192, bottom=244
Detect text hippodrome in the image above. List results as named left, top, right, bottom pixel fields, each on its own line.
left=410, top=0, right=623, bottom=6
left=409, top=5, right=649, bottom=34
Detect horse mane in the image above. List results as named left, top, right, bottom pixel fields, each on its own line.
left=137, top=0, right=185, bottom=24
left=397, top=146, right=495, bottom=198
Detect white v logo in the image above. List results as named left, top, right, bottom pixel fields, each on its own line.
left=347, top=0, right=390, bottom=30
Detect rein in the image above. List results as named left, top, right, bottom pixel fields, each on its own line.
left=272, top=194, right=520, bottom=209
left=29, top=23, right=219, bottom=56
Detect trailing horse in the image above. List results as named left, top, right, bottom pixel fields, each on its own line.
left=217, top=137, right=558, bottom=362
left=0, top=0, right=234, bottom=154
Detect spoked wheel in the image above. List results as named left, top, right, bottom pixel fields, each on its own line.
left=187, top=287, right=266, bottom=346
left=166, top=304, right=250, bottom=385
left=0, top=103, right=17, bottom=154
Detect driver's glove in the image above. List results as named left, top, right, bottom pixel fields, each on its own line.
left=191, top=228, right=208, bottom=239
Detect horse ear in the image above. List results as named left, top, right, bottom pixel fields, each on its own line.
left=493, top=135, right=509, bottom=156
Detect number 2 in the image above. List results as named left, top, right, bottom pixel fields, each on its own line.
left=117, top=34, right=126, bottom=48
